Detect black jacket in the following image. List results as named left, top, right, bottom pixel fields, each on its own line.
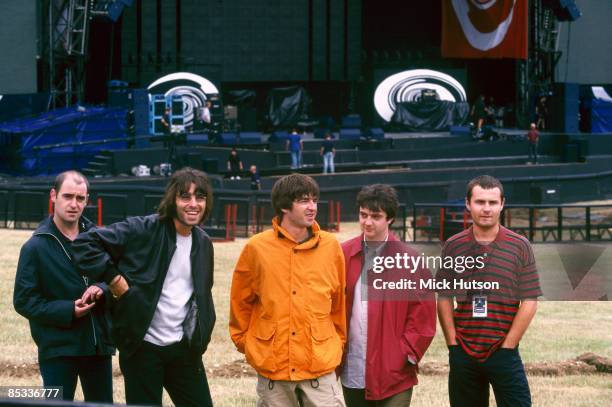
left=13, top=216, right=115, bottom=361
left=72, top=214, right=216, bottom=357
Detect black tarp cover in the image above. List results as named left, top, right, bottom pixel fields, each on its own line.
left=226, top=89, right=256, bottom=107
left=266, top=86, right=310, bottom=128
left=390, top=101, right=470, bottom=131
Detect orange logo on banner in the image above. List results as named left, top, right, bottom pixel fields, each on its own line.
left=442, top=0, right=528, bottom=59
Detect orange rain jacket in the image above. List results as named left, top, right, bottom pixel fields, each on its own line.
left=229, top=218, right=346, bottom=381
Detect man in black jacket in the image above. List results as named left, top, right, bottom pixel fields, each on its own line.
left=13, top=171, right=114, bottom=403
left=72, top=167, right=216, bottom=407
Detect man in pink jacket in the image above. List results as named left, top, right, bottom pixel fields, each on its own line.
left=339, top=184, right=436, bottom=406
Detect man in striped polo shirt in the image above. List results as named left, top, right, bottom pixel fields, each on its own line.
left=437, top=175, right=542, bottom=407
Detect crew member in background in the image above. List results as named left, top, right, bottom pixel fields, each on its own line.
left=321, top=133, right=336, bottom=174
left=527, top=123, right=539, bottom=164
left=227, top=147, right=244, bottom=180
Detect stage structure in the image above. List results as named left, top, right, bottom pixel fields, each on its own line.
left=39, top=0, right=132, bottom=108
left=147, top=72, right=220, bottom=134
left=373, top=69, right=469, bottom=131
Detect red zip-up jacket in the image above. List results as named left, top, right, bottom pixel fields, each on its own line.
left=340, top=233, right=436, bottom=400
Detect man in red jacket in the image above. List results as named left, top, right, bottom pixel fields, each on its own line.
left=340, top=184, right=436, bottom=406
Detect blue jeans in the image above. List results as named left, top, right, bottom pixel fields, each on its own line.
left=39, top=355, right=113, bottom=402
left=291, top=150, right=302, bottom=169
left=323, top=152, right=335, bottom=173
left=448, top=345, right=531, bottom=407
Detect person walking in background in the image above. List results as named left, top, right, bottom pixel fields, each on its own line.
left=230, top=173, right=346, bottom=406
left=527, top=123, right=539, bottom=164
left=72, top=168, right=216, bottom=407
left=321, top=133, right=336, bottom=174
left=13, top=171, right=114, bottom=403
left=340, top=184, right=436, bottom=406
left=437, top=175, right=541, bottom=407
left=287, top=128, right=303, bottom=169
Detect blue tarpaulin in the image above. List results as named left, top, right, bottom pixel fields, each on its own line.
left=0, top=106, right=128, bottom=175
left=591, top=98, right=612, bottom=133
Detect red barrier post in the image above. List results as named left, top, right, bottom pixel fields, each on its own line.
left=231, top=204, right=238, bottom=237
left=97, top=197, right=103, bottom=226
left=463, top=210, right=468, bottom=229
left=336, top=201, right=341, bottom=232
left=48, top=196, right=53, bottom=216
left=439, top=208, right=445, bottom=241
left=225, top=205, right=231, bottom=241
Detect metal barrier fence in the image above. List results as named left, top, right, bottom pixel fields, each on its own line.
left=411, top=203, right=612, bottom=242
left=0, top=191, right=343, bottom=241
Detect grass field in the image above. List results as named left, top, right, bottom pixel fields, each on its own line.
left=1, top=225, right=611, bottom=406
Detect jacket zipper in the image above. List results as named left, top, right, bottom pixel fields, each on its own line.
left=35, top=232, right=98, bottom=348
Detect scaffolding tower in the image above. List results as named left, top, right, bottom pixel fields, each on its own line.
left=516, top=0, right=563, bottom=127
left=42, top=0, right=91, bottom=108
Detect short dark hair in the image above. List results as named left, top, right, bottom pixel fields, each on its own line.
left=53, top=171, right=89, bottom=193
left=356, top=184, right=399, bottom=224
left=157, top=167, right=213, bottom=222
left=271, top=174, right=319, bottom=219
left=466, top=175, right=504, bottom=201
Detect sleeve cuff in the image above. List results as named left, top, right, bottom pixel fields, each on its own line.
left=103, top=265, right=120, bottom=285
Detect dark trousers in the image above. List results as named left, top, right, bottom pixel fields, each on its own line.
left=119, top=339, right=212, bottom=407
left=448, top=345, right=531, bottom=407
left=528, top=143, right=538, bottom=162
left=343, top=386, right=412, bottom=406
left=39, top=355, right=113, bottom=403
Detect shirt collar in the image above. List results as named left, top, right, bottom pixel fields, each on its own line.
left=467, top=224, right=507, bottom=247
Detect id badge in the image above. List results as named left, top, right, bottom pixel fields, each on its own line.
left=472, top=295, right=487, bottom=318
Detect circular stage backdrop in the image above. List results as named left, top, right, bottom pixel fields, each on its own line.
left=374, top=69, right=467, bottom=122
left=148, top=72, right=219, bottom=127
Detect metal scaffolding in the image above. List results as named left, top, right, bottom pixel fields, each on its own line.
left=516, top=0, right=563, bottom=127
left=42, top=0, right=91, bottom=108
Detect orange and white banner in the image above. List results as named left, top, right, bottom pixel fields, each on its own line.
left=442, top=0, right=528, bottom=59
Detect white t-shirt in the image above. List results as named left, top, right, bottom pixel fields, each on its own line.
left=201, top=107, right=211, bottom=123
left=144, top=233, right=194, bottom=346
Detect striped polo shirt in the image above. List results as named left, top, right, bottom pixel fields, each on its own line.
left=437, top=225, right=542, bottom=361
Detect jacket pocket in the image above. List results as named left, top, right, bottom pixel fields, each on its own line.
left=245, top=319, right=277, bottom=374
left=310, top=319, right=341, bottom=374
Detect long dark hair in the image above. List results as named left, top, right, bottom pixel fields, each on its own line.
left=157, top=167, right=213, bottom=222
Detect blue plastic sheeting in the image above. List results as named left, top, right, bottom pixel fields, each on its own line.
left=591, top=99, right=612, bottom=133
left=0, top=106, right=128, bottom=175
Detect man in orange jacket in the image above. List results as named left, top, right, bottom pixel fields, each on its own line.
left=230, top=173, right=347, bottom=406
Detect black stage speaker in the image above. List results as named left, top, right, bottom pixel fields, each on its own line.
left=550, top=83, right=579, bottom=133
